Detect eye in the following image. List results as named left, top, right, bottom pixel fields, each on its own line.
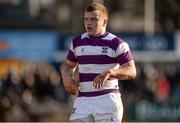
left=91, top=17, right=98, bottom=21
left=84, top=17, right=88, bottom=21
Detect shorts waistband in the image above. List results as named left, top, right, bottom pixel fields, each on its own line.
left=78, top=89, right=119, bottom=97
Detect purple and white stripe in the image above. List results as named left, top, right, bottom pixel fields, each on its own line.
left=66, top=32, right=133, bottom=96
left=79, top=79, right=119, bottom=92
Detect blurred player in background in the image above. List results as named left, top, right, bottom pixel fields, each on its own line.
left=60, top=3, right=136, bottom=122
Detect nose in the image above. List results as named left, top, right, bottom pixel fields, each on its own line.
left=86, top=21, right=91, bottom=26
left=85, top=19, right=92, bottom=25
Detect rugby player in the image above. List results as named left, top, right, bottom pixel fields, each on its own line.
left=61, top=3, right=136, bottom=122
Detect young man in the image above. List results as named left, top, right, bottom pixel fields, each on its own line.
left=61, top=3, right=136, bottom=122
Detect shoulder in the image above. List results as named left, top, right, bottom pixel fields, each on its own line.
left=106, top=32, right=125, bottom=50
left=71, top=32, right=88, bottom=48
left=72, top=32, right=88, bottom=42
left=103, top=32, right=124, bottom=44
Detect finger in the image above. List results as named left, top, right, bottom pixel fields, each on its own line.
left=93, top=82, right=98, bottom=89
left=98, top=81, right=103, bottom=89
left=94, top=82, right=97, bottom=89
left=98, top=82, right=101, bottom=89
left=95, top=78, right=100, bottom=89
left=67, top=84, right=76, bottom=94
left=93, top=77, right=99, bottom=89
left=100, top=81, right=103, bottom=88
left=69, top=83, right=78, bottom=95
left=93, top=76, right=98, bottom=87
left=68, top=88, right=76, bottom=95
left=98, top=76, right=104, bottom=89
left=94, top=79, right=100, bottom=89
left=94, top=81, right=100, bottom=89
left=97, top=83, right=100, bottom=89
left=93, top=80, right=97, bottom=88
left=93, top=75, right=103, bottom=89
left=70, top=90, right=76, bottom=95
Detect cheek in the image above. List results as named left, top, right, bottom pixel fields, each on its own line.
left=95, top=21, right=102, bottom=27
left=92, top=21, right=98, bottom=27
left=96, top=21, right=104, bottom=29
left=98, top=20, right=104, bottom=25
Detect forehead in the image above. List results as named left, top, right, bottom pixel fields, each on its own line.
left=84, top=10, right=103, bottom=18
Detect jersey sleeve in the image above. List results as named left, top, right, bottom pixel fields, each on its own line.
left=66, top=40, right=77, bottom=62
left=115, top=39, right=133, bottom=65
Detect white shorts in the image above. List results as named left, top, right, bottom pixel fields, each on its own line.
left=70, top=93, right=123, bottom=122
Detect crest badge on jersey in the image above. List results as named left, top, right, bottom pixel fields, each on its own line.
left=102, top=46, right=108, bottom=54
left=72, top=108, right=76, bottom=113
left=81, top=48, right=85, bottom=53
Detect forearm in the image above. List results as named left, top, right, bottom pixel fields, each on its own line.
left=60, top=62, right=79, bottom=95
left=93, top=62, right=136, bottom=89
left=110, top=66, right=136, bottom=80
left=107, top=60, right=136, bottom=80
left=60, top=63, right=74, bottom=81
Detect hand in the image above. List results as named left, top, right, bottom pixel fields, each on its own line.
left=93, top=69, right=111, bottom=89
left=63, top=77, right=79, bottom=95
left=70, top=81, right=79, bottom=95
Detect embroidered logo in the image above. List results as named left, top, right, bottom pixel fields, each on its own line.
left=81, top=48, right=84, bottom=53
left=102, top=46, right=108, bottom=54
left=72, top=108, right=76, bottom=113
left=111, top=117, right=114, bottom=121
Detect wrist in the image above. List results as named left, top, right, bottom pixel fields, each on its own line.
left=108, top=69, right=116, bottom=77
left=107, top=69, right=113, bottom=76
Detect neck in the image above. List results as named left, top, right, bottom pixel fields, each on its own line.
left=90, top=29, right=106, bottom=37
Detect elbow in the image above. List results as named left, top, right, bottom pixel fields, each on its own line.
left=128, top=68, right=137, bottom=79
left=131, top=72, right=136, bottom=79
left=128, top=74, right=136, bottom=80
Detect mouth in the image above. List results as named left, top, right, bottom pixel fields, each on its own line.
left=87, top=27, right=93, bottom=31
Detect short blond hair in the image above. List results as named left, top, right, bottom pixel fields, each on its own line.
left=85, top=3, right=108, bottom=19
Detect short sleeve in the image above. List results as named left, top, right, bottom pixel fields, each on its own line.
left=66, top=41, right=77, bottom=62
left=115, top=41, right=133, bottom=65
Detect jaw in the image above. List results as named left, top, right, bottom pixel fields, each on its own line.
left=86, top=29, right=96, bottom=36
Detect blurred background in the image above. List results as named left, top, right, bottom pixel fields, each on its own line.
left=0, top=0, right=180, bottom=122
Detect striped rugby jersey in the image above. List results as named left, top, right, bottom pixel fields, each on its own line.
left=66, top=32, right=133, bottom=97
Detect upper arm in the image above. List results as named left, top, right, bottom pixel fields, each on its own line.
left=121, top=60, right=136, bottom=78
left=113, top=38, right=133, bottom=65
left=60, top=59, right=77, bottom=78
left=65, top=59, right=77, bottom=69
left=121, top=60, right=135, bottom=69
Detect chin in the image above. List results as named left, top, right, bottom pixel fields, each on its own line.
left=87, top=31, right=93, bottom=35
left=88, top=32, right=97, bottom=37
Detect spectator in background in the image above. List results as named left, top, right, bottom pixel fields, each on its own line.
left=155, top=72, right=171, bottom=102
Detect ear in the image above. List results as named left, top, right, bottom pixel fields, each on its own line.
left=103, top=19, right=108, bottom=26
